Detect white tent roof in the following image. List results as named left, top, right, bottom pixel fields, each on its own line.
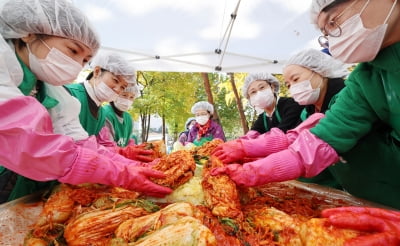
left=77, top=0, right=322, bottom=73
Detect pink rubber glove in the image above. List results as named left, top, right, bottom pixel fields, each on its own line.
left=211, top=139, right=246, bottom=164
left=211, top=129, right=339, bottom=186
left=76, top=136, right=146, bottom=167
left=212, top=113, right=325, bottom=164
left=0, top=96, right=172, bottom=197
left=239, top=130, right=261, bottom=140
left=96, top=126, right=118, bottom=148
left=59, top=150, right=172, bottom=197
left=119, top=145, right=155, bottom=163
left=322, top=207, right=400, bottom=246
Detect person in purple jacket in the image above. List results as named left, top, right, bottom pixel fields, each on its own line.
left=187, top=101, right=226, bottom=146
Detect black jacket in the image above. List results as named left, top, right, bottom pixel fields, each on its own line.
left=251, top=97, right=304, bottom=134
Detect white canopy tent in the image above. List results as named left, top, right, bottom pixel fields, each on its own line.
left=77, top=0, right=323, bottom=73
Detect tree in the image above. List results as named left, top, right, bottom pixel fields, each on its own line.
left=229, top=72, right=248, bottom=134
left=131, top=71, right=202, bottom=142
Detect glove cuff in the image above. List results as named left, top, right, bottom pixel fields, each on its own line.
left=59, top=146, right=128, bottom=187
left=245, top=149, right=304, bottom=186
left=289, top=129, right=338, bottom=177
left=242, top=128, right=289, bottom=158
left=239, top=130, right=261, bottom=140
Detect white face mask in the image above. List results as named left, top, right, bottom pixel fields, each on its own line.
left=289, top=75, right=321, bottom=105
left=114, top=97, right=133, bottom=112
left=94, top=81, right=119, bottom=103
left=328, top=0, right=397, bottom=63
left=249, top=88, right=275, bottom=109
left=196, top=115, right=209, bottom=125
left=28, top=40, right=82, bottom=86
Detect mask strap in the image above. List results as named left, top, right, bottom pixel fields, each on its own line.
left=359, top=0, right=370, bottom=15
left=308, top=72, right=315, bottom=81
left=335, top=0, right=358, bottom=20
left=384, top=0, right=398, bottom=24
left=39, top=39, right=51, bottom=51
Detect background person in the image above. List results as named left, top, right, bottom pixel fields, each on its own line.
left=65, top=52, right=133, bottom=136
left=45, top=51, right=155, bottom=163
left=241, top=72, right=304, bottom=140
left=187, top=101, right=226, bottom=146
left=103, top=83, right=140, bottom=147
left=178, top=117, right=196, bottom=144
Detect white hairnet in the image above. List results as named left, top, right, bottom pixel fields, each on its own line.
left=242, top=73, right=280, bottom=98
left=191, top=101, right=214, bottom=115
left=124, top=83, right=140, bottom=99
left=0, top=0, right=100, bottom=52
left=185, top=117, right=196, bottom=129
left=285, top=48, right=349, bottom=78
left=90, top=52, right=136, bottom=83
left=310, top=0, right=335, bottom=25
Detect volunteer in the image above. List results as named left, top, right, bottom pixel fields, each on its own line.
left=187, top=101, right=226, bottom=146
left=178, top=117, right=196, bottom=144
left=284, top=48, right=348, bottom=188
left=46, top=51, right=155, bottom=163
left=103, top=83, right=140, bottom=147
left=241, top=72, right=303, bottom=140
left=65, top=52, right=133, bottom=136
left=0, top=0, right=172, bottom=203
left=212, top=0, right=400, bottom=211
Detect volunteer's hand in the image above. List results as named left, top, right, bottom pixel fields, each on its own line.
left=119, top=146, right=155, bottom=163
left=59, top=148, right=172, bottom=197
left=212, top=140, right=246, bottom=164
left=209, top=153, right=299, bottom=187
left=126, top=165, right=172, bottom=197
left=211, top=129, right=339, bottom=187
left=322, top=207, right=400, bottom=246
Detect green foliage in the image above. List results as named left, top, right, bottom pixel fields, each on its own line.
left=126, top=71, right=291, bottom=141
left=129, top=72, right=202, bottom=140
left=208, top=73, right=243, bottom=139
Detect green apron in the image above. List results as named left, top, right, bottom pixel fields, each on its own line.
left=297, top=94, right=342, bottom=189
left=65, top=83, right=105, bottom=136
left=262, top=109, right=281, bottom=132
left=0, top=57, right=58, bottom=203
left=193, top=136, right=213, bottom=146
left=103, top=104, right=133, bottom=147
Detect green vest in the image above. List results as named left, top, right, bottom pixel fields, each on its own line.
left=103, top=104, right=133, bottom=147
left=0, top=56, right=57, bottom=203
left=65, top=83, right=105, bottom=136
left=311, top=42, right=400, bottom=209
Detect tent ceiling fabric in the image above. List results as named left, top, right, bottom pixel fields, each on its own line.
left=101, top=46, right=285, bottom=73
left=78, top=0, right=322, bottom=73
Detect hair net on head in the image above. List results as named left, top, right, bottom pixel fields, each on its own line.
left=285, top=48, right=349, bottom=78
left=124, top=83, right=140, bottom=99
left=191, top=101, right=214, bottom=115
left=242, top=73, right=280, bottom=98
left=0, top=0, right=100, bottom=52
left=90, top=52, right=136, bottom=83
left=185, top=117, right=196, bottom=129
left=310, top=0, right=336, bottom=25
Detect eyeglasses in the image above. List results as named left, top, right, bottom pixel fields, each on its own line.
left=317, top=0, right=359, bottom=49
